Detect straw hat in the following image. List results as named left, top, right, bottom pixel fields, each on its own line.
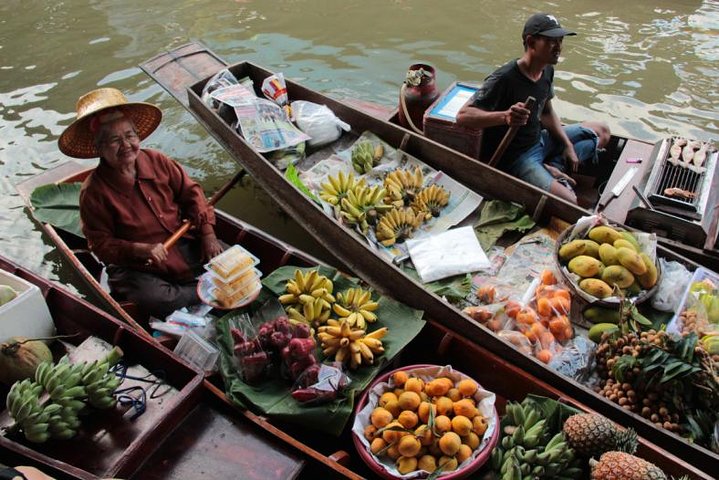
left=58, top=87, right=162, bottom=159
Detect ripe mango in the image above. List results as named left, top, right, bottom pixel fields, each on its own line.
left=598, top=243, right=620, bottom=266
left=568, top=255, right=603, bottom=278
left=613, top=239, right=637, bottom=252
left=581, top=239, right=600, bottom=258
left=588, top=323, right=619, bottom=343
left=620, top=231, right=641, bottom=251
left=559, top=240, right=587, bottom=261
left=616, top=247, right=647, bottom=276
left=588, top=226, right=623, bottom=245
left=636, top=253, right=658, bottom=289
left=583, top=306, right=621, bottom=324
left=579, top=278, right=613, bottom=298
left=601, top=265, right=635, bottom=289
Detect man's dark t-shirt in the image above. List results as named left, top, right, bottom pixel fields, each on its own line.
left=470, top=60, right=554, bottom=168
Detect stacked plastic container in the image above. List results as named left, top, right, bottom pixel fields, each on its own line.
left=201, top=245, right=262, bottom=309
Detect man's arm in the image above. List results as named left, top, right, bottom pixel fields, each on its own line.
left=456, top=101, right=530, bottom=129
left=540, top=99, right=579, bottom=172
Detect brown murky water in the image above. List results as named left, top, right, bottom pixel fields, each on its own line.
left=1, top=0, right=717, bottom=295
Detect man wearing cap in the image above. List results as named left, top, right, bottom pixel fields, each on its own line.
left=457, top=13, right=610, bottom=204
left=58, top=88, right=223, bottom=319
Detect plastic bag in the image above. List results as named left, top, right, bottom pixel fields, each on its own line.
left=291, top=362, right=350, bottom=405
left=201, top=69, right=240, bottom=109
left=291, top=100, right=351, bottom=148
left=651, top=258, right=691, bottom=312
left=548, top=335, right=595, bottom=382
left=261, top=73, right=292, bottom=117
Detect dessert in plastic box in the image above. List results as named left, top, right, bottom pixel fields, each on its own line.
left=211, top=268, right=262, bottom=296
left=210, top=280, right=262, bottom=309
left=204, top=245, right=259, bottom=281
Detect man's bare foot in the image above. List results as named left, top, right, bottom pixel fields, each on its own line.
left=545, top=164, right=577, bottom=186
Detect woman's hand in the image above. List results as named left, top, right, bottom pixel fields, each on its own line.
left=201, top=233, right=223, bottom=262
left=138, top=242, right=168, bottom=265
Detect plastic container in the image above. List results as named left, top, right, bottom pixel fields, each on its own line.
left=198, top=273, right=262, bottom=310
left=0, top=270, right=55, bottom=343
left=204, top=245, right=260, bottom=282
left=174, top=329, right=220, bottom=373
left=209, top=267, right=262, bottom=295
left=352, top=364, right=499, bottom=479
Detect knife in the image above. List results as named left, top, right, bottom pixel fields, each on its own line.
left=596, top=166, right=638, bottom=213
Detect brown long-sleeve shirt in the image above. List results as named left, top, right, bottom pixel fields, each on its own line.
left=80, top=149, right=216, bottom=280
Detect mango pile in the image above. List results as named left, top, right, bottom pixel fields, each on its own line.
left=558, top=225, right=658, bottom=300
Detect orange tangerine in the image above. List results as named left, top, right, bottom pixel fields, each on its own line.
left=364, top=424, right=378, bottom=441
left=433, top=415, right=452, bottom=434
left=438, top=432, right=462, bottom=456
left=434, top=396, right=454, bottom=416
left=379, top=391, right=398, bottom=408
left=393, top=388, right=405, bottom=398
left=384, top=399, right=401, bottom=418
left=417, top=402, right=437, bottom=423
left=472, top=415, right=489, bottom=436
left=453, top=398, right=478, bottom=418
left=463, top=431, right=480, bottom=449
left=415, top=424, right=434, bottom=446
left=486, top=318, right=503, bottom=332
left=391, top=370, right=409, bottom=387
left=386, top=444, right=401, bottom=460
left=398, top=410, right=419, bottom=429
left=451, top=415, right=473, bottom=437
left=370, top=437, right=386, bottom=455
left=398, top=435, right=422, bottom=457
left=549, top=315, right=569, bottom=336
left=447, top=387, right=462, bottom=402
left=417, top=455, right=437, bottom=473
left=550, top=296, right=570, bottom=314
left=456, top=443, right=473, bottom=463
left=516, top=307, right=538, bottom=325
left=539, top=331, right=556, bottom=350
left=425, top=377, right=453, bottom=397
left=505, top=300, right=522, bottom=318
left=536, top=297, right=552, bottom=317
left=457, top=378, right=478, bottom=397
left=396, top=456, right=418, bottom=475
left=370, top=407, right=393, bottom=428
left=404, top=377, right=425, bottom=394
left=552, top=288, right=571, bottom=301
left=541, top=269, right=557, bottom=285
left=536, top=349, right=553, bottom=364
left=382, top=420, right=407, bottom=444
left=438, top=456, right=458, bottom=471
left=398, top=391, right=422, bottom=411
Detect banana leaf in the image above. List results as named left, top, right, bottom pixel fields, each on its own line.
left=29, top=183, right=84, bottom=238
left=215, top=265, right=425, bottom=436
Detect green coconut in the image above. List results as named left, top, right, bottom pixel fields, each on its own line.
left=0, top=284, right=18, bottom=306
left=0, top=336, right=53, bottom=385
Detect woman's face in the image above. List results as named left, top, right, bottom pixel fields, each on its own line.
left=96, top=118, right=140, bottom=170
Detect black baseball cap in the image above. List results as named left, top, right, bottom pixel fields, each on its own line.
left=522, top=13, right=576, bottom=39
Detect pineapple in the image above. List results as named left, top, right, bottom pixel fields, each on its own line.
left=563, top=413, right=637, bottom=459
left=591, top=451, right=667, bottom=480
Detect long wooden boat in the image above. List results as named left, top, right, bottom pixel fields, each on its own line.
left=138, top=42, right=718, bottom=472
left=10, top=164, right=710, bottom=479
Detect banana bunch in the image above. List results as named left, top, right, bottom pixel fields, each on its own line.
left=333, top=287, right=379, bottom=329
left=701, top=333, right=719, bottom=355
left=80, top=346, right=124, bottom=409
left=319, top=170, right=363, bottom=207
left=383, top=167, right=424, bottom=207
left=6, top=378, right=49, bottom=443
left=339, top=184, right=393, bottom=233
left=35, top=358, right=87, bottom=402
left=351, top=141, right=384, bottom=174
left=279, top=269, right=335, bottom=328
left=317, top=319, right=387, bottom=369
left=374, top=207, right=423, bottom=247
left=410, top=184, right=450, bottom=221
left=491, top=401, right=583, bottom=480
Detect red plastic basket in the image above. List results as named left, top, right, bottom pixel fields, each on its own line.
left=352, top=364, right=500, bottom=479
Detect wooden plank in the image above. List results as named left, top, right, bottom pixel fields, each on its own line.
left=600, top=138, right=655, bottom=223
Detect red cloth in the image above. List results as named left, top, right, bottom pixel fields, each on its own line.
left=80, top=149, right=216, bottom=280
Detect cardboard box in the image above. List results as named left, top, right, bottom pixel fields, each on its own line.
left=0, top=270, right=55, bottom=342
left=423, top=82, right=484, bottom=160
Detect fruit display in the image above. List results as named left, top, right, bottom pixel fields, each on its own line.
left=556, top=223, right=658, bottom=302
left=319, top=170, right=364, bottom=208
left=351, top=140, right=384, bottom=174
left=463, top=270, right=574, bottom=364
left=339, top=183, right=393, bottom=234
left=374, top=207, right=423, bottom=247
left=279, top=269, right=336, bottom=328
left=333, top=286, right=379, bottom=329
left=383, top=166, right=425, bottom=208
left=353, top=365, right=498, bottom=478
left=5, top=347, right=123, bottom=443
left=317, top=319, right=387, bottom=369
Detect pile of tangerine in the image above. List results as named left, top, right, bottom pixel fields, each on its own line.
left=362, top=370, right=490, bottom=475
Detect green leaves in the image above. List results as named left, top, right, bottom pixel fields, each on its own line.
left=29, top=183, right=84, bottom=238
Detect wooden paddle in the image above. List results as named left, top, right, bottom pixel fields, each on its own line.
left=162, top=169, right=246, bottom=251
left=488, top=96, right=536, bottom=168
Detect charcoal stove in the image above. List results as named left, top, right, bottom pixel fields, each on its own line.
left=626, top=137, right=719, bottom=250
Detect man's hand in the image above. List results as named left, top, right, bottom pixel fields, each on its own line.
left=201, top=233, right=223, bottom=262
left=562, top=144, right=580, bottom=173
left=505, top=102, right=531, bottom=127
left=544, top=164, right=577, bottom=186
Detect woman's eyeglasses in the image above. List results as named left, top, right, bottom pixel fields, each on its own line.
left=102, top=132, right=139, bottom=148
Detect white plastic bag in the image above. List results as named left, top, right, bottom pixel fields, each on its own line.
left=291, top=100, right=350, bottom=148
left=652, top=258, right=691, bottom=313
left=406, top=226, right=490, bottom=283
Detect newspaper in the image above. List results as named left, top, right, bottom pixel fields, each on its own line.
left=304, top=131, right=483, bottom=262
left=209, top=83, right=257, bottom=107
left=234, top=98, right=310, bottom=153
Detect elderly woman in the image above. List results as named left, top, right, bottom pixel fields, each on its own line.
left=58, top=88, right=223, bottom=319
